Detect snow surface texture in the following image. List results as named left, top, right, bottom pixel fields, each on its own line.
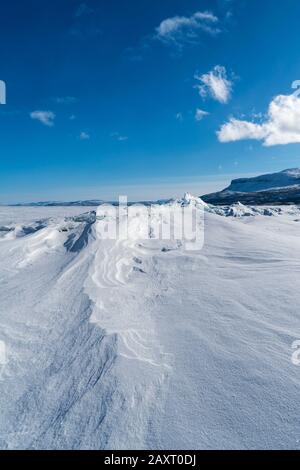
left=0, top=200, right=300, bottom=449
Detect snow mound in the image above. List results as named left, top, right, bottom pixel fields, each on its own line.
left=208, top=203, right=300, bottom=218
left=180, top=192, right=208, bottom=207
left=226, top=202, right=255, bottom=217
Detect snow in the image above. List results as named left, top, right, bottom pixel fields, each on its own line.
left=226, top=167, right=300, bottom=193
left=202, top=168, right=300, bottom=205
left=180, top=192, right=208, bottom=207
left=0, top=200, right=300, bottom=449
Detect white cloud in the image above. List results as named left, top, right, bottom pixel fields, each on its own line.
left=175, top=112, right=183, bottom=121
left=30, top=111, right=55, bottom=127
left=195, top=108, right=209, bottom=121
left=110, top=132, right=128, bottom=142
left=195, top=65, right=232, bottom=104
left=156, top=11, right=220, bottom=46
left=218, top=94, right=300, bottom=146
left=79, top=131, right=90, bottom=140
left=218, top=119, right=266, bottom=142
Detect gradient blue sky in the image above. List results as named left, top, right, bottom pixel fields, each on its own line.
left=1, top=0, right=300, bottom=202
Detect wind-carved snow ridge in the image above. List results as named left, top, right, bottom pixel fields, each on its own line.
left=85, top=198, right=201, bottom=371
left=82, top=196, right=208, bottom=448
left=1, top=199, right=300, bottom=449
left=83, top=208, right=167, bottom=448
left=0, top=207, right=122, bottom=449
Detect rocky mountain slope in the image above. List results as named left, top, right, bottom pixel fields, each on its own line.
left=202, top=168, right=300, bottom=205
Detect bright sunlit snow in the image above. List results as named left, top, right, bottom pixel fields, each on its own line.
left=0, top=199, right=300, bottom=449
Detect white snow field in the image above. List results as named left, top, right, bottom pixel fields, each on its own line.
left=0, top=199, right=300, bottom=449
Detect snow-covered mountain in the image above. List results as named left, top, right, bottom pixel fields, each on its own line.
left=202, top=168, right=300, bottom=205
left=226, top=168, right=300, bottom=192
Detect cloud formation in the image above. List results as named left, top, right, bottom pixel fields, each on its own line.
left=218, top=94, right=300, bottom=146
left=74, top=3, right=93, bottom=18
left=79, top=131, right=90, bottom=140
left=53, top=96, right=77, bottom=104
left=195, top=108, right=209, bottom=121
left=110, top=132, right=128, bottom=142
left=175, top=112, right=183, bottom=121
left=195, top=65, right=232, bottom=104
left=30, top=111, right=55, bottom=127
left=155, top=11, right=220, bottom=46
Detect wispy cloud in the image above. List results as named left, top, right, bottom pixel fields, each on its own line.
left=69, top=25, right=102, bottom=39
left=70, top=3, right=101, bottom=38
left=195, top=108, right=209, bottom=121
left=110, top=132, right=128, bottom=142
left=195, top=65, right=233, bottom=104
left=175, top=112, right=183, bottom=122
left=218, top=93, right=300, bottom=146
left=30, top=110, right=55, bottom=127
left=53, top=96, right=77, bottom=104
left=74, top=2, right=93, bottom=18
left=79, top=131, right=90, bottom=140
left=155, top=11, right=220, bottom=47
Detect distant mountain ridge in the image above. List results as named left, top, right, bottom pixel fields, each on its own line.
left=11, top=200, right=105, bottom=207
left=202, top=168, right=300, bottom=205
left=7, top=198, right=172, bottom=207
left=5, top=168, right=300, bottom=207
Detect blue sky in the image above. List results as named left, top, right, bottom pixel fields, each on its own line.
left=1, top=0, right=300, bottom=202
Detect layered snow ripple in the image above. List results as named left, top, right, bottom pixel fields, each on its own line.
left=0, top=200, right=300, bottom=449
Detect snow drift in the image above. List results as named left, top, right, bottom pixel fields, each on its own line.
left=0, top=200, right=300, bottom=449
